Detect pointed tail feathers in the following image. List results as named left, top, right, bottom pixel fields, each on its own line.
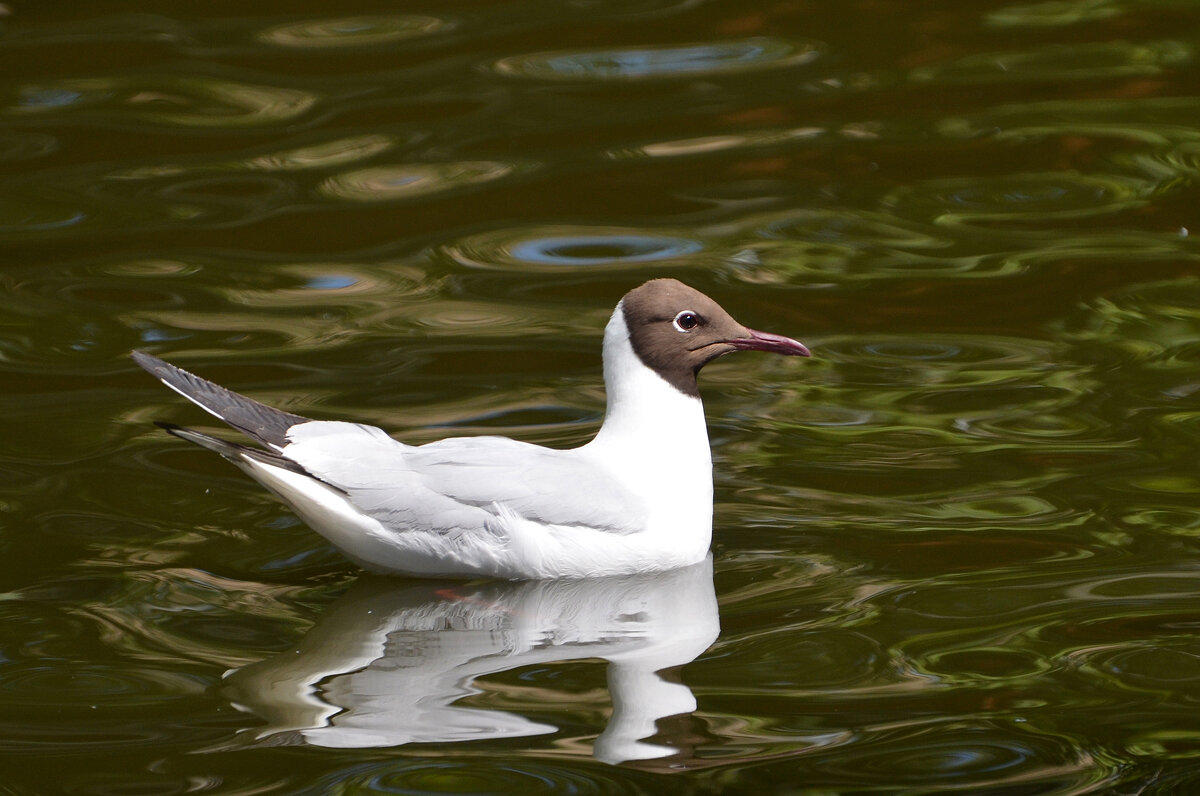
left=155, top=421, right=316, bottom=478
left=132, top=351, right=310, bottom=450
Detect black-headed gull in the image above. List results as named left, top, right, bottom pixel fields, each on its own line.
left=133, top=278, right=810, bottom=579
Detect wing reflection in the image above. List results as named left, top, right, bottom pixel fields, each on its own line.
left=220, top=558, right=718, bottom=764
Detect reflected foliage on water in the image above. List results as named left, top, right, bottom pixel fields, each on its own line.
left=3, top=0, right=1200, bottom=793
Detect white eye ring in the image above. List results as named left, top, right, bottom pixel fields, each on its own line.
left=673, top=310, right=700, bottom=332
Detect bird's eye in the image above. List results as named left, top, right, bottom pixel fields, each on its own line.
left=673, top=310, right=700, bottom=332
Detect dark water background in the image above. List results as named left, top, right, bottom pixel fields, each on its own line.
left=4, top=1, right=1200, bottom=793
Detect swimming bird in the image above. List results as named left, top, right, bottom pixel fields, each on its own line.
left=133, top=278, right=810, bottom=579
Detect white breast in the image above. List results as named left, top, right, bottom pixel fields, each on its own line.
left=575, top=304, right=714, bottom=559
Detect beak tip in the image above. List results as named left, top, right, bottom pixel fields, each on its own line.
left=732, top=328, right=812, bottom=358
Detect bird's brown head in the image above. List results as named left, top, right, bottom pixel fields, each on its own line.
left=620, top=278, right=810, bottom=397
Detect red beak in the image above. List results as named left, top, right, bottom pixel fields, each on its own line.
left=728, top=328, right=811, bottom=357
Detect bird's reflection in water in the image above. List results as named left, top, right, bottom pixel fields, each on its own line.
left=221, top=557, right=718, bottom=764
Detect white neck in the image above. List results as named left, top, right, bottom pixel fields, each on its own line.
left=580, top=303, right=713, bottom=520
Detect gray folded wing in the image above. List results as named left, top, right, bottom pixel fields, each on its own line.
left=283, top=422, right=648, bottom=536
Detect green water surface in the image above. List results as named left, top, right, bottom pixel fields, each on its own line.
left=3, top=1, right=1200, bottom=793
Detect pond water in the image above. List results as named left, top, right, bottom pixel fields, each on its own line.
left=4, top=0, right=1200, bottom=793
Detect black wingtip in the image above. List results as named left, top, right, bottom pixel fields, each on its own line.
left=151, top=419, right=337, bottom=486
left=132, top=350, right=312, bottom=450
left=132, top=349, right=199, bottom=389
left=131, top=349, right=168, bottom=374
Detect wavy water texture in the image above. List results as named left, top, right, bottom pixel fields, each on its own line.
left=4, top=0, right=1200, bottom=793
left=258, top=15, right=453, bottom=48
left=491, top=38, right=823, bottom=81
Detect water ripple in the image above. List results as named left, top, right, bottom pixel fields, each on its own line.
left=492, top=37, right=822, bottom=81
left=803, top=723, right=1098, bottom=788
left=0, top=200, right=87, bottom=234
left=923, top=646, right=1048, bottom=681
left=767, top=331, right=1120, bottom=500
left=722, top=208, right=1024, bottom=283
left=319, top=759, right=630, bottom=795
left=258, top=15, right=452, bottom=48
left=943, top=97, right=1200, bottom=148
left=120, top=261, right=430, bottom=352
left=1083, top=641, right=1200, bottom=694
left=986, top=0, right=1125, bottom=28
left=0, top=132, right=58, bottom=163
left=400, top=300, right=578, bottom=338
left=717, top=629, right=888, bottom=692
left=319, top=161, right=522, bottom=202
left=74, top=568, right=319, bottom=667
left=243, top=134, right=398, bottom=171
left=116, top=134, right=399, bottom=178
left=94, top=134, right=403, bottom=226
left=11, top=76, right=317, bottom=127
left=836, top=333, right=1069, bottom=379
left=885, top=171, right=1154, bottom=227
left=911, top=39, right=1191, bottom=85
left=1062, top=277, right=1200, bottom=372
left=607, top=126, right=828, bottom=160
left=964, top=411, right=1107, bottom=441
left=0, top=661, right=205, bottom=708
left=441, top=225, right=705, bottom=272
